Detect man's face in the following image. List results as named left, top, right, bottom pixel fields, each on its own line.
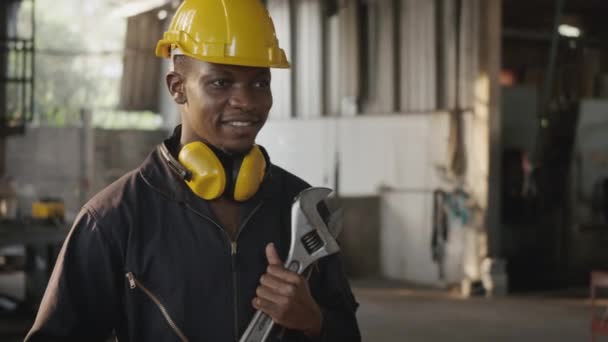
left=169, top=59, right=272, bottom=154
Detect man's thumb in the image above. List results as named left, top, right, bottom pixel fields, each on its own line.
left=265, top=243, right=282, bottom=265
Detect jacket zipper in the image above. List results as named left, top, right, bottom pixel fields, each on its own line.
left=231, top=241, right=239, bottom=342
left=126, top=272, right=189, bottom=342
left=186, top=201, right=264, bottom=342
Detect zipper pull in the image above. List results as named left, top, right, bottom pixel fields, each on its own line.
left=231, top=241, right=238, bottom=255
left=126, top=272, right=137, bottom=289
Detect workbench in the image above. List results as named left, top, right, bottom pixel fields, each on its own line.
left=0, top=221, right=69, bottom=311
left=0, top=221, right=69, bottom=247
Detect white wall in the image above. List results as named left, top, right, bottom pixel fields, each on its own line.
left=380, top=189, right=480, bottom=286
left=380, top=191, right=436, bottom=284
left=258, top=113, right=450, bottom=196
left=257, top=119, right=338, bottom=188
left=258, top=113, right=463, bottom=285
left=337, top=115, right=449, bottom=196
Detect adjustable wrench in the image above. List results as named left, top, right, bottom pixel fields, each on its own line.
left=239, top=187, right=343, bottom=342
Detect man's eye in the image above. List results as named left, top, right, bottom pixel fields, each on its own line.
left=211, top=79, right=230, bottom=88
left=254, top=80, right=271, bottom=89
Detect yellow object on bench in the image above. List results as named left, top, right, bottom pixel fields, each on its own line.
left=32, top=199, right=65, bottom=222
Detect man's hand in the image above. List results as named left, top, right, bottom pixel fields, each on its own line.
left=252, top=243, right=323, bottom=337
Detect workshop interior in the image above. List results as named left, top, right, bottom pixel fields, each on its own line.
left=1, top=0, right=608, bottom=340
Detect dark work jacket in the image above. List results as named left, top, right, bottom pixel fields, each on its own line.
left=25, top=132, right=361, bottom=342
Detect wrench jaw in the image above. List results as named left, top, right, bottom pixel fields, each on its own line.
left=284, top=188, right=341, bottom=274
left=327, top=208, right=344, bottom=239
left=295, top=188, right=332, bottom=219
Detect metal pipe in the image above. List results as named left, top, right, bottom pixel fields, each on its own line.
left=503, top=28, right=600, bottom=45
left=540, top=0, right=566, bottom=120
left=542, top=0, right=566, bottom=122
left=532, top=0, right=566, bottom=166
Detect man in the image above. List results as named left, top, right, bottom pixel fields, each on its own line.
left=25, top=1, right=361, bottom=341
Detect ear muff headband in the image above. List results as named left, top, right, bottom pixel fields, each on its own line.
left=159, top=141, right=192, bottom=180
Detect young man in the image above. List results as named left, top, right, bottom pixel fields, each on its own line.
left=25, top=1, right=361, bottom=341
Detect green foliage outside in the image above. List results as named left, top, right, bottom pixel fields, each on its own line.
left=13, top=0, right=162, bottom=130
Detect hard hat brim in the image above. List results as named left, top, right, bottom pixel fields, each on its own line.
left=156, top=40, right=290, bottom=69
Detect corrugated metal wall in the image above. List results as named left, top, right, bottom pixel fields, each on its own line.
left=266, top=0, right=481, bottom=118
left=399, top=0, right=437, bottom=112
left=294, top=0, right=324, bottom=118
left=140, top=0, right=484, bottom=122
left=458, top=0, right=480, bottom=110
left=360, top=0, right=398, bottom=114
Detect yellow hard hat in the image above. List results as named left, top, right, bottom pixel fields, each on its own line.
left=156, top=0, right=290, bottom=69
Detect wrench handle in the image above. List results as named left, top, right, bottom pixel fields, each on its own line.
left=239, top=309, right=275, bottom=342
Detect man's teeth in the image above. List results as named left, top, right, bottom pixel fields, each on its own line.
left=227, top=121, right=253, bottom=127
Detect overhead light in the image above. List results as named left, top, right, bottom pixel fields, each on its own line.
left=558, top=24, right=581, bottom=38
left=157, top=10, right=168, bottom=20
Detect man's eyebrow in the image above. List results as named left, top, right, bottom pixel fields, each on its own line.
left=202, top=66, right=270, bottom=79
left=201, top=69, right=233, bottom=78
left=252, top=69, right=271, bottom=78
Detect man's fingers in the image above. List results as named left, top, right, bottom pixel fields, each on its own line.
left=256, top=285, right=288, bottom=304
left=265, top=243, right=283, bottom=266
left=260, top=274, right=298, bottom=297
left=260, top=273, right=292, bottom=291
left=252, top=296, right=279, bottom=317
left=264, top=243, right=301, bottom=285
left=266, top=265, right=301, bottom=285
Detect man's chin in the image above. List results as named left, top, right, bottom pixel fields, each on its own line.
left=220, top=141, right=256, bottom=156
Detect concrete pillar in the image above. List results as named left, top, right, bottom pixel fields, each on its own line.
left=478, top=0, right=502, bottom=261
left=437, top=0, right=505, bottom=295
left=477, top=0, right=504, bottom=295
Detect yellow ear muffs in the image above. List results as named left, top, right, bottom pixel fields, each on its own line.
left=233, top=145, right=267, bottom=201
left=178, top=142, right=226, bottom=200
left=176, top=142, right=268, bottom=202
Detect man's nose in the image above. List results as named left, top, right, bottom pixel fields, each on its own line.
left=228, top=86, right=256, bottom=112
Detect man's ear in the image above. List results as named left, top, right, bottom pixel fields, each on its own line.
left=166, top=71, right=187, bottom=105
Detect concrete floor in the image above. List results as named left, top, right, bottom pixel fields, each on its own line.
left=0, top=281, right=597, bottom=341
left=353, top=283, right=591, bottom=341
